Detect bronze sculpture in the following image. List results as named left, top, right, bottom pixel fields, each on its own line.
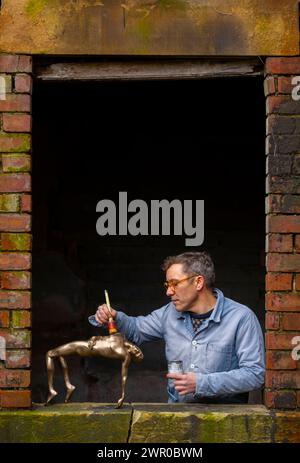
left=46, top=291, right=143, bottom=408
left=46, top=332, right=143, bottom=408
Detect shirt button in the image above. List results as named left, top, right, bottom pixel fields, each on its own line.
left=191, top=364, right=195, bottom=369
left=192, top=340, right=197, bottom=346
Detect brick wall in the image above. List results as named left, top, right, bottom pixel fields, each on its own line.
left=265, top=57, right=300, bottom=409
left=0, top=55, right=32, bottom=408
left=0, top=53, right=300, bottom=409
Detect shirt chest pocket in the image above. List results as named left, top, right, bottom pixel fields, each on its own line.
left=205, top=343, right=232, bottom=372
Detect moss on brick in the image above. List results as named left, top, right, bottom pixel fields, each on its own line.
left=129, top=404, right=272, bottom=443
left=0, top=403, right=132, bottom=443
left=0, top=404, right=299, bottom=443
left=0, top=195, right=19, bottom=212
left=26, top=0, right=48, bottom=17
left=0, top=75, right=12, bottom=93
left=11, top=310, right=30, bottom=328
left=2, top=154, right=31, bottom=173
left=0, top=134, right=31, bottom=152
left=1, top=233, right=31, bottom=251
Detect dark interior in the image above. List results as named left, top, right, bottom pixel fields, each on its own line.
left=31, top=74, right=265, bottom=404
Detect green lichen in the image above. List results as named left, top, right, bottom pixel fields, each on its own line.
left=0, top=134, right=31, bottom=153
left=0, top=195, right=19, bottom=213
left=159, top=0, right=186, bottom=11
left=135, top=19, right=152, bottom=43
left=1, top=233, right=31, bottom=251
left=26, top=0, right=48, bottom=17
left=0, top=404, right=132, bottom=443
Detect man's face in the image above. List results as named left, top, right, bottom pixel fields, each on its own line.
left=165, top=263, right=200, bottom=312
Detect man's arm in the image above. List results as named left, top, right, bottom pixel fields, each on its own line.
left=91, top=303, right=168, bottom=345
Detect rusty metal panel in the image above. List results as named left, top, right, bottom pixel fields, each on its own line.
left=0, top=0, right=298, bottom=56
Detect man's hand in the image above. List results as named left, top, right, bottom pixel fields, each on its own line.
left=95, top=304, right=117, bottom=325
left=166, top=372, right=197, bottom=395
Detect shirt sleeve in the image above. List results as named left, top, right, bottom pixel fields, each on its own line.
left=195, top=310, right=265, bottom=397
left=116, top=306, right=168, bottom=345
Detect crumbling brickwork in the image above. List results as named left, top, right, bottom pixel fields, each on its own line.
left=265, top=57, right=300, bottom=409
left=0, top=54, right=32, bottom=408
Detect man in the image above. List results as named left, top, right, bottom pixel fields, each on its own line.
left=90, top=251, right=265, bottom=403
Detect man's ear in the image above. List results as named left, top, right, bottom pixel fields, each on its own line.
left=195, top=275, right=205, bottom=291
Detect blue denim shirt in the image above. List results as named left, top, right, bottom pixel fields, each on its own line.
left=89, top=288, right=265, bottom=403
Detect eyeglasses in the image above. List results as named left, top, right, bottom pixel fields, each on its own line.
left=164, top=274, right=199, bottom=290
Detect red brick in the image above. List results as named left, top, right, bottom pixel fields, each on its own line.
left=0, top=329, right=31, bottom=348
left=267, top=234, right=293, bottom=253
left=277, top=76, right=292, bottom=94
left=264, top=390, right=296, bottom=409
left=266, top=350, right=298, bottom=369
left=295, top=235, right=300, bottom=252
left=0, top=193, right=19, bottom=212
left=0, top=133, right=31, bottom=152
left=266, top=292, right=300, bottom=311
left=0, top=94, right=30, bottom=112
left=17, top=56, right=32, bottom=73
left=0, top=55, right=19, bottom=73
left=282, top=313, right=300, bottom=331
left=296, top=274, right=300, bottom=291
left=0, top=173, right=31, bottom=192
left=266, top=115, right=296, bottom=136
left=266, top=195, right=281, bottom=214
left=282, top=195, right=300, bottom=214
left=5, top=349, right=30, bottom=368
left=0, top=214, right=31, bottom=232
left=266, top=95, right=290, bottom=114
left=267, top=175, right=300, bottom=194
left=265, top=311, right=280, bottom=330
left=11, top=310, right=31, bottom=328
left=0, top=390, right=31, bottom=408
left=1, top=233, right=31, bottom=250
left=14, top=74, right=32, bottom=93
left=266, top=332, right=299, bottom=350
left=0, top=291, right=31, bottom=309
left=267, top=215, right=300, bottom=233
left=2, top=114, right=31, bottom=132
left=265, top=370, right=300, bottom=389
left=0, top=369, right=30, bottom=388
left=267, top=253, right=300, bottom=272
left=0, top=253, right=31, bottom=270
left=0, top=310, right=9, bottom=327
left=266, top=57, right=300, bottom=75
left=2, top=154, right=31, bottom=172
left=0, top=271, right=31, bottom=290
left=264, top=76, right=276, bottom=96
left=21, top=194, right=31, bottom=212
left=266, top=273, right=292, bottom=291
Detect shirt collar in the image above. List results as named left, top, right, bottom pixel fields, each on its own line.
left=175, top=288, right=224, bottom=323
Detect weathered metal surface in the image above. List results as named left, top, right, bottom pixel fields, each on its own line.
left=0, top=0, right=298, bottom=55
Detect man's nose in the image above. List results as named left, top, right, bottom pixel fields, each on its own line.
left=166, top=286, right=175, bottom=297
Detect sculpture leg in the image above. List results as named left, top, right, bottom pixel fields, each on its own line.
left=116, top=354, right=131, bottom=409
left=45, top=351, right=58, bottom=404
left=59, top=356, right=76, bottom=402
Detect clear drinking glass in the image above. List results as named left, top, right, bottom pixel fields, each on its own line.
left=168, top=361, right=183, bottom=374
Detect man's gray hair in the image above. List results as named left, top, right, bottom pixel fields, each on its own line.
left=162, top=251, right=215, bottom=288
